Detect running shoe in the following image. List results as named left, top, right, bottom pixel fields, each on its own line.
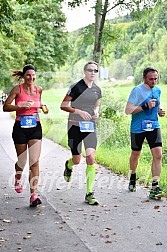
left=85, top=192, right=99, bottom=205
left=64, top=160, right=72, bottom=182
left=15, top=179, right=23, bottom=193
left=30, top=193, right=42, bottom=207
left=128, top=179, right=136, bottom=192
left=149, top=186, right=164, bottom=198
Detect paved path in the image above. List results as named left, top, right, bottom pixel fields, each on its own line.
left=0, top=107, right=167, bottom=252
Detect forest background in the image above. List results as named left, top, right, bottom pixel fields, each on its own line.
left=1, top=0, right=167, bottom=191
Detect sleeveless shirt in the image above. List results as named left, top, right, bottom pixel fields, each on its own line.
left=15, top=84, right=41, bottom=120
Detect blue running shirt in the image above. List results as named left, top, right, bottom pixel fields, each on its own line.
left=127, top=84, right=161, bottom=133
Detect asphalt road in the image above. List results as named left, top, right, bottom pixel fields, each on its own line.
left=0, top=106, right=167, bottom=252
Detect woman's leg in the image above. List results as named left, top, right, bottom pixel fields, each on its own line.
left=64, top=124, right=82, bottom=182
left=85, top=148, right=98, bottom=205
left=85, top=148, right=96, bottom=193
left=14, top=144, right=27, bottom=179
left=28, top=139, right=41, bottom=194
left=14, top=144, right=27, bottom=193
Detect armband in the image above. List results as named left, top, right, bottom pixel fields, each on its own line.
left=141, top=102, right=149, bottom=111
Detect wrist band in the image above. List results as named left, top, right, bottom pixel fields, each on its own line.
left=141, top=102, right=149, bottom=110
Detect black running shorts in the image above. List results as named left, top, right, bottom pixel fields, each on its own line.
left=68, top=122, right=97, bottom=155
left=131, top=128, right=162, bottom=151
left=12, top=121, right=42, bottom=144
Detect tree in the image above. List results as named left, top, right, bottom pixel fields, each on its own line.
left=0, top=24, right=34, bottom=88
left=16, top=0, right=69, bottom=71
left=67, top=0, right=164, bottom=64
left=0, top=0, right=69, bottom=89
left=0, top=0, right=36, bottom=34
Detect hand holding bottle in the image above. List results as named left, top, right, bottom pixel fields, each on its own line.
left=158, top=108, right=165, bottom=117
left=41, top=104, right=49, bottom=114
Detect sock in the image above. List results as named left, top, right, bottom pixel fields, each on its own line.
left=152, top=180, right=158, bottom=188
left=130, top=173, right=136, bottom=181
left=67, top=158, right=74, bottom=170
left=86, top=164, right=95, bottom=194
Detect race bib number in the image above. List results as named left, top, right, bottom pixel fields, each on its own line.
left=20, top=116, right=37, bottom=128
left=142, top=120, right=157, bottom=131
left=79, top=121, right=94, bottom=132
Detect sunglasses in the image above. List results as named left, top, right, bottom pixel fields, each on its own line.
left=86, top=69, right=98, bottom=73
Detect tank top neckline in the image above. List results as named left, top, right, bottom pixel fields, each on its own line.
left=21, top=83, right=38, bottom=96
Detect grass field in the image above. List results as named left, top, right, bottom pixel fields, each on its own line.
left=40, top=81, right=167, bottom=191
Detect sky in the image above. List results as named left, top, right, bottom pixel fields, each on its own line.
left=62, top=2, right=95, bottom=32
left=62, top=1, right=119, bottom=32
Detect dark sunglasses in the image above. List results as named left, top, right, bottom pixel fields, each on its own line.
left=86, top=69, right=98, bottom=73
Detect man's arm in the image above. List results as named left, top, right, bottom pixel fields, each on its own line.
left=125, top=99, right=157, bottom=115
left=125, top=102, right=143, bottom=115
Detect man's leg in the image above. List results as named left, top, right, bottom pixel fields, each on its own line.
left=129, top=150, right=141, bottom=191
left=147, top=129, right=163, bottom=197
left=151, top=146, right=162, bottom=179
left=129, top=132, right=144, bottom=191
left=149, top=146, right=163, bottom=196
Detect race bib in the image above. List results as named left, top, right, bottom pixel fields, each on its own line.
left=142, top=120, right=157, bottom=131
left=20, top=116, right=37, bottom=128
left=79, top=121, right=94, bottom=132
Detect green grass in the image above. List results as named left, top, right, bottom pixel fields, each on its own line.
left=95, top=145, right=130, bottom=175
left=41, top=81, right=167, bottom=192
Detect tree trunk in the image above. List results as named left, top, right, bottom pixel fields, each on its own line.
left=93, top=0, right=109, bottom=65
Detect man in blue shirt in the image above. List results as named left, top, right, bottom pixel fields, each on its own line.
left=125, top=67, right=165, bottom=198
